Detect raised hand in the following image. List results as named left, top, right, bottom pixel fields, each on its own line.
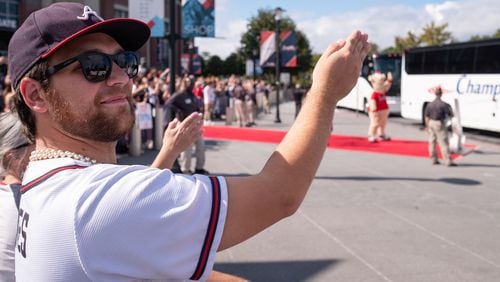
left=312, top=30, right=370, bottom=105
left=151, top=112, right=203, bottom=169
left=162, top=112, right=203, bottom=156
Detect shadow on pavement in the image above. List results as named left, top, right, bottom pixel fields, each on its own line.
left=472, top=150, right=500, bottom=156
left=451, top=163, right=500, bottom=168
left=315, top=176, right=481, bottom=186
left=214, top=259, right=342, bottom=282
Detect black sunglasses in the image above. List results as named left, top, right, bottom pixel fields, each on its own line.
left=45, top=51, right=139, bottom=82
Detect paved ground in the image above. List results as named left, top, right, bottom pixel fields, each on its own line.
left=119, top=101, right=500, bottom=282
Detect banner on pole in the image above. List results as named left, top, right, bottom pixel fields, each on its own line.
left=181, top=54, right=202, bottom=75
left=182, top=0, right=215, bottom=38
left=259, top=31, right=297, bottom=68
left=280, top=31, right=297, bottom=67
left=260, top=31, right=276, bottom=67
left=129, top=0, right=165, bottom=37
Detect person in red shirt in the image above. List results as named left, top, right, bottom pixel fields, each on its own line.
left=367, top=71, right=392, bottom=143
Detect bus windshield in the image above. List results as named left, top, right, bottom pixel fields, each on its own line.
left=373, top=55, right=401, bottom=97
left=363, top=54, right=401, bottom=97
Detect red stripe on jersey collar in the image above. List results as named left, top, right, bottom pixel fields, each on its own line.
left=21, top=165, right=87, bottom=194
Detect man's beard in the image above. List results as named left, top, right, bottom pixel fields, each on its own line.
left=47, top=87, right=135, bottom=142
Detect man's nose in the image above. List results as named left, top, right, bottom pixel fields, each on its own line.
left=106, top=61, right=130, bottom=86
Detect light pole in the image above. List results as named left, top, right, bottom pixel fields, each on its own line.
left=188, top=38, right=194, bottom=75
left=252, top=48, right=257, bottom=96
left=168, top=0, right=178, bottom=96
left=274, top=7, right=283, bottom=123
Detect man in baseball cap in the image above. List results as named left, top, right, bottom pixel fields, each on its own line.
left=9, top=2, right=371, bottom=281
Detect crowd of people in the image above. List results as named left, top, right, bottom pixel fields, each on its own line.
left=129, top=68, right=276, bottom=127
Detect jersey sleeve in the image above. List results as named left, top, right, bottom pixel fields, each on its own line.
left=74, top=165, right=228, bottom=281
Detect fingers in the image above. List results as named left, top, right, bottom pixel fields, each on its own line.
left=180, top=112, right=202, bottom=128
left=342, top=30, right=369, bottom=64
left=357, top=32, right=368, bottom=53
left=323, top=39, right=346, bottom=58
left=178, top=112, right=203, bottom=139
left=313, top=39, right=346, bottom=80
left=343, top=30, right=361, bottom=53
left=167, top=118, right=179, bottom=130
left=360, top=33, right=371, bottom=59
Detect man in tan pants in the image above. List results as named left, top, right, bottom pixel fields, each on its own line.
left=424, top=86, right=457, bottom=166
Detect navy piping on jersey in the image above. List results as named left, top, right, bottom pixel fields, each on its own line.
left=190, top=176, right=222, bottom=280
left=20, top=165, right=87, bottom=194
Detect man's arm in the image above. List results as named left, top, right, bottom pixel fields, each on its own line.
left=219, top=30, right=370, bottom=250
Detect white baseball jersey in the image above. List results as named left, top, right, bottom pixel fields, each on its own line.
left=16, top=158, right=228, bottom=281
left=0, top=181, right=19, bottom=281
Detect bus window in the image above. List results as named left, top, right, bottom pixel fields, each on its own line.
left=449, top=47, right=474, bottom=74
left=475, top=45, right=500, bottom=73
left=422, top=49, right=447, bottom=74
left=405, top=51, right=423, bottom=74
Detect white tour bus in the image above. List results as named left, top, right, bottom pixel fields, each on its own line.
left=337, top=53, right=402, bottom=114
left=401, top=38, right=500, bottom=133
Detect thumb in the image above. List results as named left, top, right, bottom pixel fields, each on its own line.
left=322, top=39, right=346, bottom=58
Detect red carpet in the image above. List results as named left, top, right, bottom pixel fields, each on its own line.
left=203, top=126, right=477, bottom=160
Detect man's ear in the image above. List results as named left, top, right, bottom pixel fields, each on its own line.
left=19, top=77, right=49, bottom=113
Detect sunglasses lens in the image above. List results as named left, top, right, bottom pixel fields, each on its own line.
left=82, top=53, right=112, bottom=82
left=115, top=52, right=139, bottom=78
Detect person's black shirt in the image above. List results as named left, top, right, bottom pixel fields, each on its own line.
left=425, top=98, right=453, bottom=121
left=166, top=90, right=200, bottom=121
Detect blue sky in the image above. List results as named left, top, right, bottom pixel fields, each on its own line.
left=195, top=0, right=500, bottom=58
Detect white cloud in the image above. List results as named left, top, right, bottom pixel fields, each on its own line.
left=297, top=5, right=426, bottom=53
left=441, top=0, right=500, bottom=40
left=425, top=1, right=460, bottom=23
left=197, top=0, right=500, bottom=58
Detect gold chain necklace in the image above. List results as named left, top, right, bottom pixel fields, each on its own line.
left=29, top=148, right=97, bottom=164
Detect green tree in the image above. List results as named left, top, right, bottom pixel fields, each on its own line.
left=385, top=22, right=454, bottom=52
left=419, top=22, right=452, bottom=46
left=469, top=34, right=488, bottom=41
left=223, top=52, right=245, bottom=76
left=205, top=55, right=224, bottom=76
left=393, top=31, right=420, bottom=53
left=368, top=43, right=380, bottom=55
left=469, top=28, right=500, bottom=41
left=494, top=29, right=500, bottom=38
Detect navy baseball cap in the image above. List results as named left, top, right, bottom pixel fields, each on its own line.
left=8, top=2, right=151, bottom=89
